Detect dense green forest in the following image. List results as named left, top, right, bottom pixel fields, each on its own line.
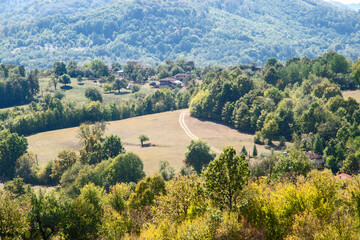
left=191, top=51, right=360, bottom=174
left=1, top=0, right=360, bottom=68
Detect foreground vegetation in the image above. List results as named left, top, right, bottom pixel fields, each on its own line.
left=2, top=149, right=360, bottom=239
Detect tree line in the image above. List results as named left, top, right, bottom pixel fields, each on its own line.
left=0, top=64, right=39, bottom=108
left=190, top=51, right=360, bottom=175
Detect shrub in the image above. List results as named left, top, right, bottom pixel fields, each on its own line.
left=85, top=87, right=103, bottom=102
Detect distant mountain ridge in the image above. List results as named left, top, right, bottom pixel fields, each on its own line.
left=326, top=0, right=360, bottom=11
left=1, top=0, right=360, bottom=68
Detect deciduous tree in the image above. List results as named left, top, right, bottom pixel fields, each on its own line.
left=204, top=146, right=249, bottom=211
left=185, top=140, right=215, bottom=174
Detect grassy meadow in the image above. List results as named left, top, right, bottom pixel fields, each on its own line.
left=38, top=77, right=156, bottom=105
left=28, top=110, right=283, bottom=174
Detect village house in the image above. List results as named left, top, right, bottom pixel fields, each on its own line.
left=174, top=72, right=191, bottom=81
left=116, top=70, right=124, bottom=77
left=336, top=173, right=353, bottom=180
left=159, top=77, right=180, bottom=87
left=305, top=151, right=324, bottom=169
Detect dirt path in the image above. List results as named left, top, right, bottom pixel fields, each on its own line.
left=179, top=110, right=222, bottom=154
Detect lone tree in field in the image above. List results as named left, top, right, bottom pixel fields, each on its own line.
left=59, top=74, right=71, bottom=86
left=253, top=145, right=258, bottom=157
left=77, top=75, right=83, bottom=85
left=204, top=146, right=249, bottom=211
left=185, top=140, right=215, bottom=174
left=138, top=134, right=150, bottom=147
left=241, top=146, right=248, bottom=156
left=113, top=79, right=127, bottom=93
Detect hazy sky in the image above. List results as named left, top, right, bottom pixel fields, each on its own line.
left=326, top=0, right=360, bottom=4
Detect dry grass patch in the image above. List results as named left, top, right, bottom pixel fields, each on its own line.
left=342, top=90, right=360, bottom=102
left=28, top=110, right=282, bottom=174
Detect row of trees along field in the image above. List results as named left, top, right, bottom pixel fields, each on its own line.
left=0, top=88, right=190, bottom=136
left=0, top=58, right=195, bottom=135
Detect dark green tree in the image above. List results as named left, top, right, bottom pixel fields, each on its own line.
left=53, top=62, right=67, bottom=77
left=85, top=87, right=103, bottom=102
left=102, top=135, right=125, bottom=159
left=59, top=74, right=71, bottom=86
left=90, top=59, right=109, bottom=78
left=253, top=145, right=258, bottom=157
left=313, top=135, right=324, bottom=154
left=241, top=146, right=248, bottom=156
left=204, top=146, right=249, bottom=211
left=264, top=67, right=278, bottom=85
left=67, top=61, right=79, bottom=78
left=106, top=152, right=145, bottom=184
left=113, top=79, right=127, bottom=93
left=340, top=153, right=359, bottom=175
left=0, top=131, right=28, bottom=179
left=185, top=140, right=216, bottom=174
left=62, top=183, right=104, bottom=240
left=129, top=174, right=166, bottom=209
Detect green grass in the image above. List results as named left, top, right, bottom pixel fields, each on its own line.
left=39, top=77, right=156, bottom=105
left=0, top=78, right=156, bottom=111
left=27, top=110, right=286, bottom=174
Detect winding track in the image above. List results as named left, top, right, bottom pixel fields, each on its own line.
left=179, top=110, right=222, bottom=154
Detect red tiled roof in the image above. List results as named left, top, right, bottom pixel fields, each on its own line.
left=306, top=151, right=323, bottom=159
left=337, top=173, right=353, bottom=180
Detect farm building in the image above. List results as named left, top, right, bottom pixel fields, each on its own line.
left=159, top=77, right=179, bottom=87
left=306, top=151, right=324, bottom=169
left=174, top=73, right=191, bottom=81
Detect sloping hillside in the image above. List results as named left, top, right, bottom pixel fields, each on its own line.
left=27, top=110, right=278, bottom=173
left=1, top=0, right=360, bottom=68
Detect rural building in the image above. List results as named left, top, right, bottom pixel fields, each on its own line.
left=116, top=70, right=124, bottom=77
left=336, top=173, right=353, bottom=180
left=159, top=77, right=180, bottom=87
left=174, top=73, right=191, bottom=81
left=305, top=151, right=324, bottom=169
left=252, top=65, right=262, bottom=71
left=139, top=65, right=151, bottom=70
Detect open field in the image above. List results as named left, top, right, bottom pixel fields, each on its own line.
left=342, top=90, right=360, bottom=102
left=0, top=78, right=157, bottom=111
left=39, top=77, right=156, bottom=105
left=28, top=110, right=281, bottom=174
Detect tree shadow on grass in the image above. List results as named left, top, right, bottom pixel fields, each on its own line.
left=60, top=85, right=73, bottom=90
left=141, top=143, right=157, bottom=148
left=114, top=91, right=130, bottom=96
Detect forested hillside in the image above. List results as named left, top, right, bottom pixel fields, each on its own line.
left=1, top=0, right=360, bottom=68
